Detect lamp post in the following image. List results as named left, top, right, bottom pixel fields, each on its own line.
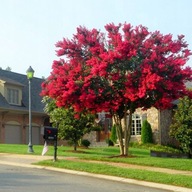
left=26, top=66, right=34, bottom=153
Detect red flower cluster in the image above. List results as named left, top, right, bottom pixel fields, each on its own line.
left=41, top=23, right=192, bottom=113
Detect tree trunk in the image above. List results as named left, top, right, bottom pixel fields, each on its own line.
left=114, top=108, right=133, bottom=156
left=114, top=114, right=124, bottom=155
left=74, top=132, right=77, bottom=151
left=123, top=111, right=133, bottom=156
left=74, top=143, right=77, bottom=151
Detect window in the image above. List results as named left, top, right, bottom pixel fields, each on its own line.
left=128, top=113, right=147, bottom=136
left=131, top=114, right=142, bottom=135
left=7, top=88, right=19, bottom=105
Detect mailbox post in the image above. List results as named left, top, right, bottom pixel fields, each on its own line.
left=43, top=126, right=58, bottom=161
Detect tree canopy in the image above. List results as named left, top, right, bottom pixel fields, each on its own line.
left=41, top=23, right=192, bottom=156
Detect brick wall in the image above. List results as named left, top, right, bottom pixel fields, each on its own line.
left=159, top=109, right=173, bottom=145
left=134, top=108, right=160, bottom=143
left=0, top=112, right=47, bottom=144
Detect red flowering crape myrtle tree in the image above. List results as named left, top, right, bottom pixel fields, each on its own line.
left=41, top=23, right=192, bottom=156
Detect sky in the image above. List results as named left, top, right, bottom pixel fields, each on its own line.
left=0, top=0, right=192, bottom=78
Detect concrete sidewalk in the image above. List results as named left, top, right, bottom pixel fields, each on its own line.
left=0, top=153, right=191, bottom=192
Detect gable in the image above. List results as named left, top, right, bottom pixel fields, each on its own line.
left=0, top=69, right=45, bottom=114
left=0, top=77, right=24, bottom=106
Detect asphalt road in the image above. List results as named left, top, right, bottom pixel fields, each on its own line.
left=0, top=164, right=171, bottom=192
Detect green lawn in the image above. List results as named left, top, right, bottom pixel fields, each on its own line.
left=0, top=144, right=192, bottom=188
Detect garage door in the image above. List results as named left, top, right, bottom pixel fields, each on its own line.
left=5, top=124, right=22, bottom=144
left=26, top=126, right=40, bottom=145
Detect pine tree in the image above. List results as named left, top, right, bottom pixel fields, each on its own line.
left=141, top=120, right=153, bottom=144
left=110, top=125, right=117, bottom=144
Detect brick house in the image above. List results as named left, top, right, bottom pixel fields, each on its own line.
left=131, top=82, right=192, bottom=145
left=84, top=108, right=175, bottom=146
left=0, top=69, right=49, bottom=145
left=129, top=108, right=174, bottom=145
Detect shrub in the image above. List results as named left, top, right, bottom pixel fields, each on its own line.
left=81, top=139, right=91, bottom=148
left=110, top=125, right=117, bottom=144
left=106, top=139, right=114, bottom=146
left=141, top=120, right=153, bottom=144
left=130, top=142, right=181, bottom=153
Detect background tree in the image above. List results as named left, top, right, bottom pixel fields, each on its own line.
left=43, top=97, right=96, bottom=151
left=41, top=23, right=192, bottom=156
left=170, top=96, right=192, bottom=157
left=5, top=66, right=11, bottom=71
left=141, top=120, right=153, bottom=144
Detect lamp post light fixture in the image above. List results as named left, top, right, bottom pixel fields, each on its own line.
left=26, top=66, right=35, bottom=153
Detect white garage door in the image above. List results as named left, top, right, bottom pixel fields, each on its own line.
left=5, top=124, right=22, bottom=144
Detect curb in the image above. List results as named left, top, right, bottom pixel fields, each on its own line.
left=0, top=160, right=191, bottom=192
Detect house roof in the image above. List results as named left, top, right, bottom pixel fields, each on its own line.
left=171, top=81, right=192, bottom=106
left=0, top=69, right=46, bottom=114
left=0, top=76, right=25, bottom=87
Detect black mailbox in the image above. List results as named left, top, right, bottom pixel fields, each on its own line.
left=43, top=126, right=58, bottom=141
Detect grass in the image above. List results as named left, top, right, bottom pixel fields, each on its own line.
left=0, top=144, right=192, bottom=188
left=39, top=159, right=192, bottom=188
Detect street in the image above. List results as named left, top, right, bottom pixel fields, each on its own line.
left=0, top=164, right=171, bottom=192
